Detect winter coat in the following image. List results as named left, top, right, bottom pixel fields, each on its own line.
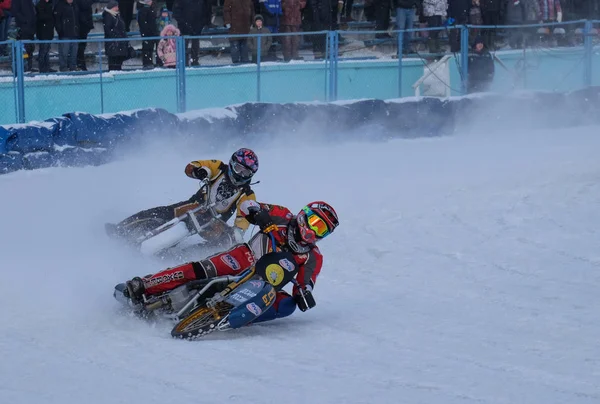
left=258, top=0, right=282, bottom=27
left=505, top=0, right=525, bottom=23
left=308, top=0, right=333, bottom=29
left=76, top=0, right=93, bottom=33
left=468, top=46, right=494, bottom=93
left=479, top=0, right=501, bottom=12
left=223, top=0, right=254, bottom=35
left=538, top=0, right=561, bottom=21
left=448, top=0, right=470, bottom=20
left=157, top=24, right=179, bottom=66
left=469, top=3, right=482, bottom=24
left=523, top=0, right=540, bottom=21
left=394, top=0, right=421, bottom=9
left=11, top=0, right=36, bottom=38
left=249, top=24, right=272, bottom=57
left=0, top=0, right=12, bottom=19
left=422, top=0, right=447, bottom=17
left=172, top=0, right=210, bottom=34
left=567, top=0, right=600, bottom=19
left=36, top=0, right=54, bottom=40
left=103, top=9, right=128, bottom=57
left=281, top=0, right=305, bottom=26
left=54, top=0, right=80, bottom=39
left=137, top=2, right=158, bottom=37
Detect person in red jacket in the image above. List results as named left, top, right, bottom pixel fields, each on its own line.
left=124, top=199, right=339, bottom=321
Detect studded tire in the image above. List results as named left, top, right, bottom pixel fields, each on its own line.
left=170, top=303, right=232, bottom=340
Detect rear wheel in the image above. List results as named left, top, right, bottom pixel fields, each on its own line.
left=171, top=302, right=233, bottom=340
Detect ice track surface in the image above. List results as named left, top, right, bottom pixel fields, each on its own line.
left=1, top=127, right=600, bottom=404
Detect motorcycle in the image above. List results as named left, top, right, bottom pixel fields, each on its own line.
left=113, top=248, right=309, bottom=340
left=106, top=180, right=243, bottom=258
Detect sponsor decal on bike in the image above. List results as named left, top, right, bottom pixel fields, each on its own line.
left=237, top=288, right=257, bottom=298
left=262, top=288, right=276, bottom=306
left=246, top=302, right=262, bottom=316
left=145, top=271, right=184, bottom=288
left=250, top=280, right=263, bottom=288
left=245, top=250, right=256, bottom=265
left=265, top=264, right=285, bottom=286
left=230, top=293, right=248, bottom=303
left=279, top=258, right=295, bottom=272
left=221, top=254, right=241, bottom=270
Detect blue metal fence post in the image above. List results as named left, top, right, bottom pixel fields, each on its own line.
left=257, top=34, right=261, bottom=102
left=327, top=31, right=337, bottom=102
left=14, top=41, right=25, bottom=123
left=460, top=25, right=469, bottom=95
left=333, top=31, right=339, bottom=101
left=325, top=31, right=330, bottom=102
left=11, top=41, right=19, bottom=123
left=584, top=20, right=593, bottom=87
left=175, top=36, right=187, bottom=113
left=397, top=30, right=403, bottom=97
left=98, top=42, right=105, bottom=114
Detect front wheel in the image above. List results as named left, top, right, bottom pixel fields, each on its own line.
left=171, top=302, right=233, bottom=340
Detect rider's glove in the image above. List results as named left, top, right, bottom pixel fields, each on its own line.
left=295, top=285, right=316, bottom=312
left=254, top=209, right=277, bottom=234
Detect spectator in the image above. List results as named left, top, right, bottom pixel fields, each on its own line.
left=479, top=0, right=501, bottom=50
left=469, top=0, right=482, bottom=43
left=249, top=14, right=273, bottom=62
left=173, top=0, right=210, bottom=66
left=374, top=0, right=391, bottom=39
left=448, top=0, right=470, bottom=52
left=118, top=0, right=134, bottom=31
left=0, top=0, right=11, bottom=56
left=224, top=0, right=254, bottom=63
left=564, top=0, right=600, bottom=20
left=340, top=0, right=353, bottom=22
left=505, top=0, right=525, bottom=48
left=156, top=23, right=179, bottom=67
left=280, top=0, right=305, bottom=61
left=36, top=0, right=54, bottom=73
left=538, top=0, right=562, bottom=23
left=76, top=0, right=93, bottom=71
left=54, top=0, right=80, bottom=72
left=422, top=0, right=447, bottom=54
left=537, top=0, right=563, bottom=46
left=103, top=0, right=128, bottom=70
left=137, top=0, right=158, bottom=68
left=467, top=35, right=494, bottom=93
left=394, top=0, right=422, bottom=55
left=11, top=0, right=36, bottom=72
left=258, top=0, right=282, bottom=33
left=307, top=0, right=333, bottom=58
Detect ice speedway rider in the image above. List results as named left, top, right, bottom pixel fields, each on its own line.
left=106, top=148, right=260, bottom=245
left=122, top=199, right=340, bottom=324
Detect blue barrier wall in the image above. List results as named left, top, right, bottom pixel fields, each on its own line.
left=3, top=48, right=597, bottom=125
left=1, top=87, right=599, bottom=175
left=3, top=19, right=600, bottom=125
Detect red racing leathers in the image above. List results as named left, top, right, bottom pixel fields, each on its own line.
left=139, top=200, right=323, bottom=314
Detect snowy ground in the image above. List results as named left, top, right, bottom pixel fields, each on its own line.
left=1, top=125, right=599, bottom=404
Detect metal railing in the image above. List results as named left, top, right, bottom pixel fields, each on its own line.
left=0, top=20, right=598, bottom=124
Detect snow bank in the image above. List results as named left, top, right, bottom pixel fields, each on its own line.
left=1, top=87, right=599, bottom=174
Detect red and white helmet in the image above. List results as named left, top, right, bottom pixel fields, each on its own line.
left=295, top=201, right=339, bottom=245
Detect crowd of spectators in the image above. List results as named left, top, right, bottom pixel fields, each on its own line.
left=367, top=0, right=600, bottom=53
left=0, top=0, right=598, bottom=73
